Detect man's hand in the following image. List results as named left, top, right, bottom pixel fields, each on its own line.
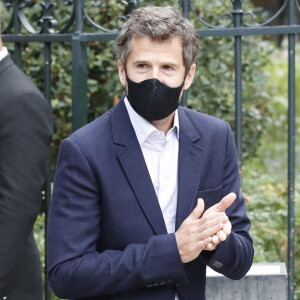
left=203, top=193, right=236, bottom=251
left=175, top=198, right=228, bottom=263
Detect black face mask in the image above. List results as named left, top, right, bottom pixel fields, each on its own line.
left=126, top=75, right=184, bottom=122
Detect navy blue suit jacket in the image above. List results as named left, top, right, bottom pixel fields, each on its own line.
left=47, top=97, right=253, bottom=300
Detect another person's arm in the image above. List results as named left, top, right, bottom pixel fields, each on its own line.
left=0, top=88, right=52, bottom=291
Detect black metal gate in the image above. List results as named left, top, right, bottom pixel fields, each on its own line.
left=1, top=1, right=299, bottom=299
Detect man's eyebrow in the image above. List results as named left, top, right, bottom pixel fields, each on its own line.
left=132, top=59, right=179, bottom=67
left=132, top=60, right=149, bottom=64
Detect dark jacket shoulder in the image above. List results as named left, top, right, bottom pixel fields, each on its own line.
left=0, top=55, right=46, bottom=106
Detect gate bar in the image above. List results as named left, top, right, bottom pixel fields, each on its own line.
left=287, top=0, right=296, bottom=298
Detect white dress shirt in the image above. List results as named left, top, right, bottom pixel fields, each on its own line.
left=124, top=97, right=179, bottom=234
left=0, top=47, right=8, bottom=62
left=125, top=97, right=180, bottom=300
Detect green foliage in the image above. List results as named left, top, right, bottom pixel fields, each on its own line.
left=184, top=1, right=275, bottom=159
left=243, top=46, right=300, bottom=298
left=188, top=36, right=274, bottom=159
left=243, top=166, right=300, bottom=298
left=243, top=168, right=288, bottom=262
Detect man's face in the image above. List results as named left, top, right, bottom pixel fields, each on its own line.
left=118, top=35, right=195, bottom=91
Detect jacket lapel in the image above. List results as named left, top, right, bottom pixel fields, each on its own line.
left=175, top=107, right=204, bottom=230
left=111, top=98, right=167, bottom=235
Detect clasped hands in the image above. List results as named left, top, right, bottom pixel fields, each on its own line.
left=175, top=193, right=236, bottom=263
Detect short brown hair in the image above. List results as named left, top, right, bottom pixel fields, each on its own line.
left=115, top=6, right=199, bottom=71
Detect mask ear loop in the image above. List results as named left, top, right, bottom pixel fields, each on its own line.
left=181, top=66, right=189, bottom=90
left=179, top=67, right=191, bottom=103
left=123, top=68, right=130, bottom=93
left=181, top=71, right=188, bottom=92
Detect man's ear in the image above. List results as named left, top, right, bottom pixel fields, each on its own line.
left=118, top=60, right=126, bottom=86
left=183, top=63, right=196, bottom=90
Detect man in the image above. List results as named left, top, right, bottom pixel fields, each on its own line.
left=0, top=2, right=53, bottom=299
left=48, top=6, right=253, bottom=300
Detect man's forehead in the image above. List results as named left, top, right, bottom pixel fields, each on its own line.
left=128, top=35, right=184, bottom=62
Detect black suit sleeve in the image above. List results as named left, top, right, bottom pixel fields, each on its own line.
left=0, top=84, right=53, bottom=290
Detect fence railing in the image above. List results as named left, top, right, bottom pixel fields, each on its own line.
left=1, top=0, right=299, bottom=299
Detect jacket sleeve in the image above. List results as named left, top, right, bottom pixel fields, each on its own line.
left=0, top=90, right=53, bottom=290
left=200, top=123, right=254, bottom=279
left=47, top=138, right=187, bottom=299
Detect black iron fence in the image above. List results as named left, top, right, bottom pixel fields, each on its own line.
left=1, top=0, right=299, bottom=299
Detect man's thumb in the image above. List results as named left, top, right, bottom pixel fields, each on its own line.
left=190, top=198, right=205, bottom=220
left=217, top=192, right=236, bottom=212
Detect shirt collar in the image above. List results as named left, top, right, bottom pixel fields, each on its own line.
left=124, top=96, right=180, bottom=146
left=0, top=47, right=9, bottom=62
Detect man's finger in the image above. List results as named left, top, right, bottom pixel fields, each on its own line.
left=217, top=230, right=227, bottom=241
left=199, top=236, right=212, bottom=249
left=215, top=192, right=236, bottom=212
left=212, top=235, right=219, bottom=245
left=223, top=221, right=232, bottom=235
left=190, top=198, right=205, bottom=220
left=205, top=243, right=216, bottom=251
